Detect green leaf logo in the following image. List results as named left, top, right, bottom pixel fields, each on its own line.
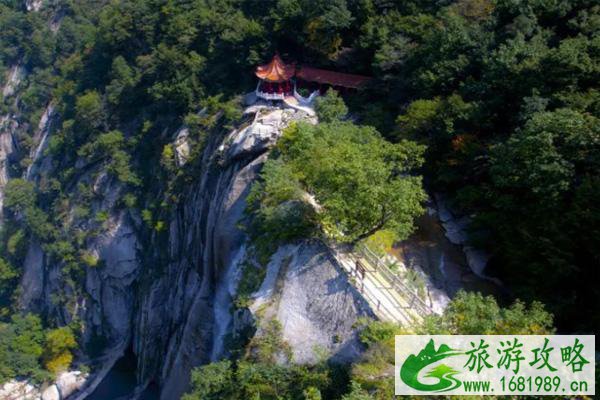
left=400, top=339, right=464, bottom=392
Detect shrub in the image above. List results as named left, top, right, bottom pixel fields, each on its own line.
left=361, top=230, right=397, bottom=257
left=234, top=262, right=266, bottom=309
left=3, top=179, right=36, bottom=213
left=246, top=159, right=317, bottom=262
left=182, top=360, right=233, bottom=400
left=314, top=89, right=348, bottom=123
left=0, top=314, right=47, bottom=384
left=80, top=252, right=99, bottom=267
left=358, top=320, right=401, bottom=347
left=75, top=90, right=105, bottom=132
left=6, top=229, right=26, bottom=258
left=43, top=326, right=77, bottom=375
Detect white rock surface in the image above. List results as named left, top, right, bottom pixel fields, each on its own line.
left=224, top=107, right=317, bottom=160
left=0, top=119, right=16, bottom=212
left=251, top=242, right=373, bottom=364
left=0, top=371, right=87, bottom=400
left=0, top=380, right=40, bottom=400
left=56, top=371, right=88, bottom=398
left=25, top=0, right=43, bottom=12
left=26, top=104, right=54, bottom=180
left=173, top=127, right=190, bottom=167
left=41, top=385, right=59, bottom=400
left=2, top=64, right=23, bottom=98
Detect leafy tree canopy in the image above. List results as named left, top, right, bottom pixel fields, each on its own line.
left=275, top=120, right=426, bottom=243
left=315, top=89, right=348, bottom=123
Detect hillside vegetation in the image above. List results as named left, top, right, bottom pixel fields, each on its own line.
left=184, top=291, right=555, bottom=400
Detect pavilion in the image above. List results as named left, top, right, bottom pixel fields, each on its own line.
left=255, top=54, right=371, bottom=102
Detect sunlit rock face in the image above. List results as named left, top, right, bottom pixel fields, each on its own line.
left=135, top=105, right=325, bottom=399
left=0, top=63, right=23, bottom=214
left=14, top=100, right=363, bottom=399
left=25, top=0, right=44, bottom=12
left=0, top=121, right=16, bottom=213
left=249, top=242, right=374, bottom=365
left=0, top=371, right=88, bottom=400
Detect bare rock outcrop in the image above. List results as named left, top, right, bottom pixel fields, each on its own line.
left=250, top=242, right=374, bottom=364
left=0, top=371, right=88, bottom=400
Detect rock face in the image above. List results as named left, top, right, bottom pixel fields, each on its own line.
left=0, top=380, right=40, bottom=400
left=12, top=102, right=372, bottom=400
left=25, top=0, right=44, bottom=12
left=83, top=212, right=141, bottom=349
left=41, top=384, right=59, bottom=400
left=2, top=64, right=24, bottom=98
left=0, top=101, right=21, bottom=216
left=0, top=117, right=16, bottom=213
left=133, top=106, right=324, bottom=399
left=26, top=104, right=55, bottom=180
left=0, top=63, right=26, bottom=212
left=250, top=242, right=373, bottom=364
left=0, top=371, right=87, bottom=400
left=55, top=371, right=88, bottom=399
left=173, top=126, right=191, bottom=166
left=435, top=194, right=493, bottom=279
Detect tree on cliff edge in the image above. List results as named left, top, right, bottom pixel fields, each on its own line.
left=269, top=119, right=427, bottom=244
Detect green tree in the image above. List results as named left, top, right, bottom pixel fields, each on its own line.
left=44, top=326, right=77, bottom=375
left=352, top=293, right=554, bottom=398
left=77, top=130, right=140, bottom=186
left=246, top=158, right=316, bottom=261
left=182, top=360, right=233, bottom=400
left=483, top=109, right=600, bottom=328
left=419, top=291, right=554, bottom=335
left=304, top=0, right=353, bottom=56
left=0, top=258, right=17, bottom=293
left=75, top=91, right=105, bottom=132
left=341, top=382, right=374, bottom=400
left=106, top=56, right=139, bottom=107
left=358, top=320, right=400, bottom=346
left=0, top=258, right=18, bottom=317
left=314, top=89, right=348, bottom=123
left=77, top=130, right=125, bottom=162
left=3, top=179, right=36, bottom=213
left=490, top=131, right=573, bottom=203
left=0, top=314, right=47, bottom=384
left=304, top=386, right=322, bottom=400
left=396, top=98, right=441, bottom=138
left=278, top=121, right=426, bottom=243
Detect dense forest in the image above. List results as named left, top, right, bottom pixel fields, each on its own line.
left=0, top=0, right=598, bottom=397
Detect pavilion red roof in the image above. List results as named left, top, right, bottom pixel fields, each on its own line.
left=296, top=66, right=371, bottom=89
left=255, top=54, right=295, bottom=82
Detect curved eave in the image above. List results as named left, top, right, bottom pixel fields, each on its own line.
left=255, top=55, right=295, bottom=82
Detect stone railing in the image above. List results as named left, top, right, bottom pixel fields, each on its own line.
left=255, top=89, right=287, bottom=100
left=293, top=89, right=320, bottom=105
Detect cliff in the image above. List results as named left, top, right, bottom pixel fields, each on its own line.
left=10, top=99, right=372, bottom=399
